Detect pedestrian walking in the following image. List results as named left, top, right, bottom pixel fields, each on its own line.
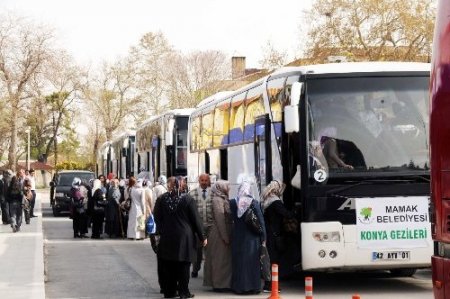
left=153, top=175, right=167, bottom=208
left=203, top=180, right=232, bottom=291
left=8, top=172, right=25, bottom=232
left=154, top=176, right=206, bottom=299
left=28, top=169, right=37, bottom=217
left=0, top=170, right=12, bottom=225
left=188, top=173, right=212, bottom=278
left=230, top=180, right=266, bottom=294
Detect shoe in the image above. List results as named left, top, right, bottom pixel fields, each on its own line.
left=80, top=234, right=89, bottom=238
left=16, top=226, right=20, bottom=232
left=191, top=272, right=198, bottom=278
left=26, top=221, right=30, bottom=224
left=31, top=215, right=37, bottom=218
left=179, top=293, right=195, bottom=298
left=163, top=294, right=177, bottom=298
left=12, top=226, right=17, bottom=233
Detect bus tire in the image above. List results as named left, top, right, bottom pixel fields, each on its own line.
left=389, top=268, right=417, bottom=277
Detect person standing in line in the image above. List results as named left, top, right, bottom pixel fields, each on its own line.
left=71, top=177, right=88, bottom=238
left=230, top=180, right=266, bottom=294
left=22, top=177, right=32, bottom=225
left=203, top=180, right=232, bottom=291
left=0, top=170, right=12, bottom=225
left=261, top=180, right=294, bottom=292
left=154, top=176, right=206, bottom=299
left=89, top=179, right=107, bottom=239
left=105, top=179, right=121, bottom=238
left=28, top=169, right=37, bottom=217
left=188, top=173, right=212, bottom=278
left=153, top=175, right=167, bottom=208
left=127, top=177, right=146, bottom=240
left=8, top=171, right=25, bottom=232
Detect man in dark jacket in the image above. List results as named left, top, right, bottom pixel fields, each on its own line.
left=0, top=170, right=13, bottom=225
left=154, top=176, right=206, bottom=299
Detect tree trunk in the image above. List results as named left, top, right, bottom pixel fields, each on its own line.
left=7, top=107, right=18, bottom=172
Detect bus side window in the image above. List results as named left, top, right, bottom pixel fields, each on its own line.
left=213, top=100, right=230, bottom=147
left=229, top=92, right=246, bottom=144
left=267, top=77, right=287, bottom=145
left=244, top=85, right=264, bottom=141
left=190, top=115, right=201, bottom=151
left=201, top=111, right=214, bottom=150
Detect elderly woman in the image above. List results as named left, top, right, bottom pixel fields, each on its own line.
left=261, top=179, right=294, bottom=292
left=230, top=181, right=266, bottom=294
left=71, top=177, right=88, bottom=238
left=204, top=180, right=232, bottom=291
left=127, top=177, right=146, bottom=240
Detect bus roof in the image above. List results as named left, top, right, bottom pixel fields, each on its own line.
left=110, top=130, right=135, bottom=146
left=137, top=108, right=195, bottom=131
left=270, top=62, right=430, bottom=77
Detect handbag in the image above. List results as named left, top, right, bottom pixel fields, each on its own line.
left=120, top=198, right=131, bottom=211
left=260, top=245, right=271, bottom=281
left=146, top=214, right=156, bottom=234
left=244, top=203, right=263, bottom=235
left=283, top=217, right=299, bottom=234
left=137, top=214, right=146, bottom=231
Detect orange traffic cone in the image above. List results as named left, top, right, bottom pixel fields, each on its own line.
left=305, top=276, right=313, bottom=299
left=352, top=295, right=361, bottom=299
left=267, top=264, right=281, bottom=299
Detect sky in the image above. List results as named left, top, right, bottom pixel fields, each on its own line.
left=0, top=0, right=313, bottom=68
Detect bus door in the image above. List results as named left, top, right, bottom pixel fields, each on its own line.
left=151, top=135, right=161, bottom=182
left=254, top=114, right=272, bottom=192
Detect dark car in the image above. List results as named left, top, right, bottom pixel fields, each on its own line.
left=50, top=170, right=95, bottom=216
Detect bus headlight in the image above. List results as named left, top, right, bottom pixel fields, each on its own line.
left=312, top=231, right=340, bottom=242
left=318, top=250, right=326, bottom=258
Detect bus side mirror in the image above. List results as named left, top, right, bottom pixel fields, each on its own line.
left=284, top=82, right=303, bottom=133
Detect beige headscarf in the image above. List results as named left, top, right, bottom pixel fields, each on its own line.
left=261, top=180, right=286, bottom=211
left=211, top=180, right=229, bottom=200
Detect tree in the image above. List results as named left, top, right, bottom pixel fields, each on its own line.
left=164, top=50, right=230, bottom=108
left=259, top=40, right=288, bottom=69
left=303, top=0, right=435, bottom=63
left=0, top=14, right=54, bottom=170
left=128, top=32, right=174, bottom=120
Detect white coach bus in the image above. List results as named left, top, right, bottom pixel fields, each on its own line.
left=135, top=109, right=194, bottom=184
left=187, top=62, right=432, bottom=274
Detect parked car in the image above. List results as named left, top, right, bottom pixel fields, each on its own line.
left=50, top=170, right=95, bottom=216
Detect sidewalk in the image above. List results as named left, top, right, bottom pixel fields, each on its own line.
left=0, top=190, right=45, bottom=299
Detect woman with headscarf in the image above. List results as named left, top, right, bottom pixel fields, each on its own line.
left=89, top=179, right=107, bottom=239
left=154, top=176, right=205, bottom=299
left=230, top=180, right=266, bottom=294
left=203, top=180, right=232, bottom=291
left=127, top=177, right=146, bottom=240
left=261, top=180, right=294, bottom=292
left=153, top=175, right=167, bottom=208
left=105, top=179, right=122, bottom=238
left=71, top=177, right=88, bottom=238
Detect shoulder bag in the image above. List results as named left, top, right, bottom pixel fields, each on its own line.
left=244, top=203, right=263, bottom=235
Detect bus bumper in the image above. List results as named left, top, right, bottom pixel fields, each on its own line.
left=301, top=222, right=432, bottom=271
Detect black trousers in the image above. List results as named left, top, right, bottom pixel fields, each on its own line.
left=1, top=200, right=10, bottom=224
left=160, top=259, right=191, bottom=297
left=30, top=190, right=36, bottom=216
left=91, top=211, right=104, bottom=238
left=73, top=211, right=88, bottom=235
left=192, top=241, right=203, bottom=274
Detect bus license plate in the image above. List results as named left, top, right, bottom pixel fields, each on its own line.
left=371, top=251, right=410, bottom=261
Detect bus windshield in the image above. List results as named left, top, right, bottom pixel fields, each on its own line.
left=307, top=75, right=429, bottom=180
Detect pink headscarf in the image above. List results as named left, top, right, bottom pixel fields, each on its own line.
left=236, top=181, right=254, bottom=218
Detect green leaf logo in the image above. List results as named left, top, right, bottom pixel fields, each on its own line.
left=360, top=207, right=372, bottom=220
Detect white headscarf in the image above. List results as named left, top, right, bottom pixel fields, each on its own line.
left=92, top=179, right=101, bottom=194
left=236, top=181, right=254, bottom=218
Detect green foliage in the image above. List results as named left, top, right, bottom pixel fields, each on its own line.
left=55, top=161, right=94, bottom=171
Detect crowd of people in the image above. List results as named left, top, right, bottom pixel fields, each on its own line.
left=0, top=168, right=38, bottom=232
left=66, top=172, right=297, bottom=298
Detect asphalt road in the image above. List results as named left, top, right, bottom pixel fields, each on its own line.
left=41, top=189, right=434, bottom=299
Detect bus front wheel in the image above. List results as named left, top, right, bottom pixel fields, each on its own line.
left=389, top=268, right=417, bottom=277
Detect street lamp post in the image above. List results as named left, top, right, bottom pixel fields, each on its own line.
left=25, top=128, right=30, bottom=171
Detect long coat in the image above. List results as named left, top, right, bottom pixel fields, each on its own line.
left=154, top=193, right=204, bottom=262
left=264, top=200, right=293, bottom=263
left=230, top=199, right=266, bottom=293
left=127, top=187, right=145, bottom=239
left=203, top=196, right=232, bottom=288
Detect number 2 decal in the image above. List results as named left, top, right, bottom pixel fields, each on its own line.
left=314, top=169, right=327, bottom=182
